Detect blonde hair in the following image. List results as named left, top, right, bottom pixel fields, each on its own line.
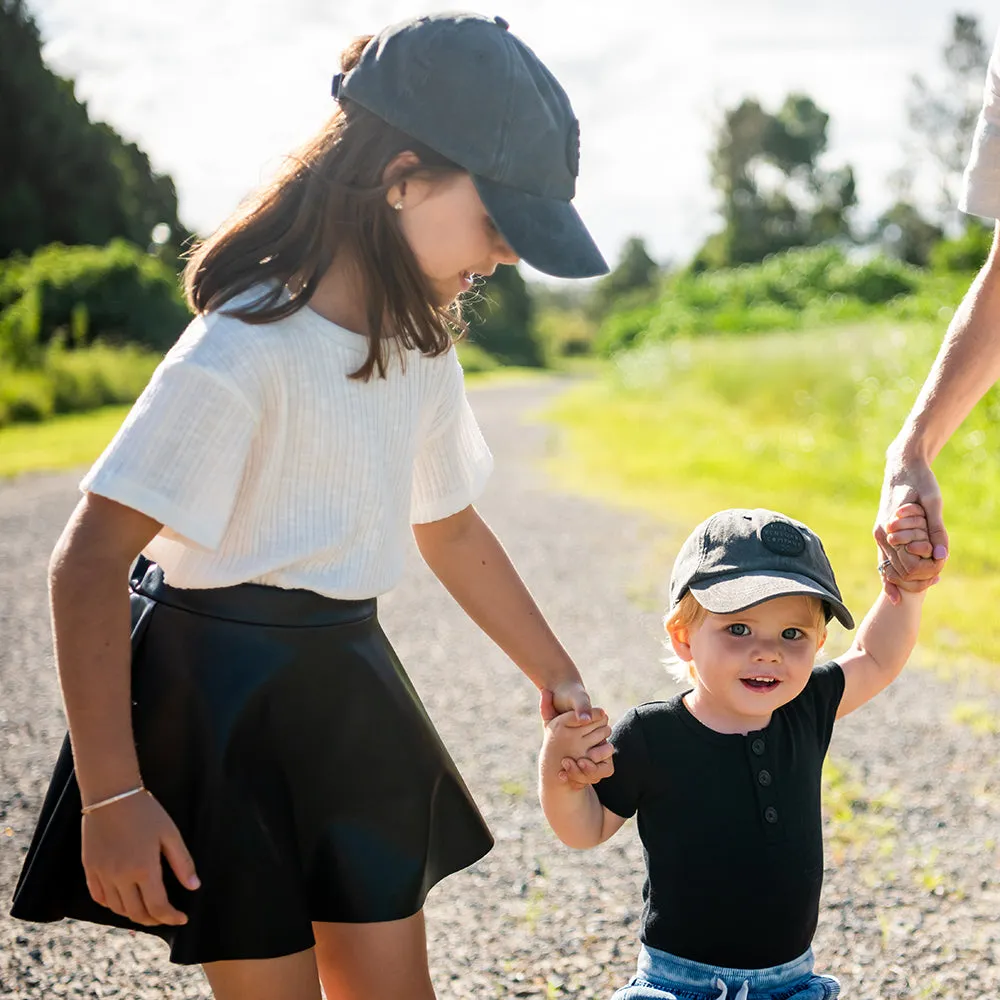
left=662, top=593, right=709, bottom=685
left=661, top=592, right=828, bottom=686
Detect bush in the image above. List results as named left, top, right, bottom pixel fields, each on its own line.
left=596, top=247, right=927, bottom=355
left=0, top=239, right=190, bottom=363
left=0, top=367, right=54, bottom=424
left=535, top=308, right=598, bottom=361
left=0, top=341, right=160, bottom=428
left=456, top=341, right=500, bottom=374
left=929, top=223, right=994, bottom=273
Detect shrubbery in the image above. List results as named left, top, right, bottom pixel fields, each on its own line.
left=595, top=246, right=969, bottom=355
left=0, top=343, right=160, bottom=427
left=0, top=240, right=187, bottom=428
left=0, top=239, right=190, bottom=363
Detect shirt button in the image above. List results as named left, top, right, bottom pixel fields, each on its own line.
left=764, top=806, right=779, bottom=824
left=758, top=769, right=772, bottom=786
left=751, top=738, right=765, bottom=755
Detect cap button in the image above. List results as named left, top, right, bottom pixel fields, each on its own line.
left=494, top=15, right=510, bottom=29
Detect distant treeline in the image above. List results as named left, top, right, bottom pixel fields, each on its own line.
left=0, top=3, right=994, bottom=429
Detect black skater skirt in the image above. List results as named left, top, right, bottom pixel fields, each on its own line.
left=10, top=559, right=493, bottom=965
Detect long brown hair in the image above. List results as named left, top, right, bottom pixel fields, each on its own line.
left=183, top=35, right=466, bottom=379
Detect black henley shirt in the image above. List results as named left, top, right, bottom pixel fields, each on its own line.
left=595, top=661, right=845, bottom=969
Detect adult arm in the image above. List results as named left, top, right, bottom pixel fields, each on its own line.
left=876, top=224, right=1000, bottom=594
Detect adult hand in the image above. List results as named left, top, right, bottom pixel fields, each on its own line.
left=874, top=452, right=949, bottom=602
left=82, top=790, right=200, bottom=926
left=547, top=678, right=593, bottom=722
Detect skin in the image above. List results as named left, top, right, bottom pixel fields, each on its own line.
left=308, top=153, right=519, bottom=332
left=539, top=511, right=929, bottom=851
left=52, top=152, right=606, bottom=1000
left=875, top=223, right=1000, bottom=601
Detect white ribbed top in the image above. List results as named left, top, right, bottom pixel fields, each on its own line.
left=81, top=298, right=493, bottom=599
left=960, top=27, right=1000, bottom=220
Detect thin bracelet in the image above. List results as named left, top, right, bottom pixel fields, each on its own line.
left=81, top=785, right=147, bottom=816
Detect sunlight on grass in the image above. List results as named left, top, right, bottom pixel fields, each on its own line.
left=822, top=758, right=898, bottom=864
left=544, top=322, right=1000, bottom=665
left=0, top=405, right=128, bottom=478
left=464, top=365, right=553, bottom=388
left=949, top=701, right=1000, bottom=735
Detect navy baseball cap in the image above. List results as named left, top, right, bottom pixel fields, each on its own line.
left=669, top=509, right=855, bottom=629
left=332, top=12, right=609, bottom=280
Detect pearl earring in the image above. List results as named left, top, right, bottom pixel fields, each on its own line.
left=393, top=201, right=403, bottom=212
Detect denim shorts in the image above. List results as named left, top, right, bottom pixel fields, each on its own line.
left=611, top=944, right=841, bottom=1000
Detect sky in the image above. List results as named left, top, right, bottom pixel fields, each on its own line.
left=27, top=0, right=1000, bottom=283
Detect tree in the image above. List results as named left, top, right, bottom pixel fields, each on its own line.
left=696, top=94, right=856, bottom=268
left=0, top=0, right=193, bottom=262
left=907, top=13, right=990, bottom=222
left=588, top=236, right=660, bottom=319
left=872, top=201, right=944, bottom=267
left=465, top=265, right=542, bottom=367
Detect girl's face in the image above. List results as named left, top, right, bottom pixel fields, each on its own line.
left=669, top=595, right=827, bottom=734
left=392, top=170, right=520, bottom=304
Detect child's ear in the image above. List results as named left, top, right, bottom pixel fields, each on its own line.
left=666, top=623, right=694, bottom=663
left=817, top=626, right=828, bottom=653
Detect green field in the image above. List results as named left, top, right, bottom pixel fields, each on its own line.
left=0, top=405, right=132, bottom=479
left=545, top=322, right=1000, bottom=668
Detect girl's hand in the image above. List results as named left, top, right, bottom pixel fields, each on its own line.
left=82, top=790, right=200, bottom=926
left=546, top=679, right=593, bottom=722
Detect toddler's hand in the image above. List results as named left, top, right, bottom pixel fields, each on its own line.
left=540, top=690, right=614, bottom=790
left=884, top=502, right=933, bottom=559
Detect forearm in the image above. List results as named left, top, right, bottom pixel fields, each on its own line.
left=850, top=589, right=925, bottom=680
left=414, top=508, right=581, bottom=691
left=50, top=537, right=141, bottom=805
left=893, top=226, right=1000, bottom=465
left=538, top=746, right=608, bottom=849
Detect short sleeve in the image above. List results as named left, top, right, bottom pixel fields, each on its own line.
left=798, top=661, right=845, bottom=756
left=959, top=28, right=1000, bottom=220
left=410, top=351, right=493, bottom=524
left=80, top=356, right=258, bottom=551
left=594, top=707, right=651, bottom=820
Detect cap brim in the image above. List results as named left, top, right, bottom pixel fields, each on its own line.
left=472, top=174, right=609, bottom=279
left=688, top=571, right=855, bottom=630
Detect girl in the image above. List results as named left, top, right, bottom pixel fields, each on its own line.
left=10, top=13, right=611, bottom=1000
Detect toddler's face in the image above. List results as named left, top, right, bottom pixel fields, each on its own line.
left=675, top=594, right=826, bottom=731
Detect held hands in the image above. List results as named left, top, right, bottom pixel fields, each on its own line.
left=82, top=790, right=200, bottom=926
left=874, top=457, right=948, bottom=602
left=540, top=689, right=614, bottom=790
left=877, top=501, right=943, bottom=600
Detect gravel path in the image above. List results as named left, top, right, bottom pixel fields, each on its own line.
left=2, top=378, right=999, bottom=999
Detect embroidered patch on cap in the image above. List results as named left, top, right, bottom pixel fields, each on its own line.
left=759, top=519, right=806, bottom=556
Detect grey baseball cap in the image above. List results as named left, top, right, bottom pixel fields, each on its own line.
left=669, top=509, right=854, bottom=629
left=333, top=12, right=609, bottom=279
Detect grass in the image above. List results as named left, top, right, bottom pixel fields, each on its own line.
left=544, top=321, right=1000, bottom=665
left=822, top=758, right=898, bottom=863
left=0, top=404, right=130, bottom=478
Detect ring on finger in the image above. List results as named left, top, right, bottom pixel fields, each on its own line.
left=877, top=558, right=892, bottom=574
